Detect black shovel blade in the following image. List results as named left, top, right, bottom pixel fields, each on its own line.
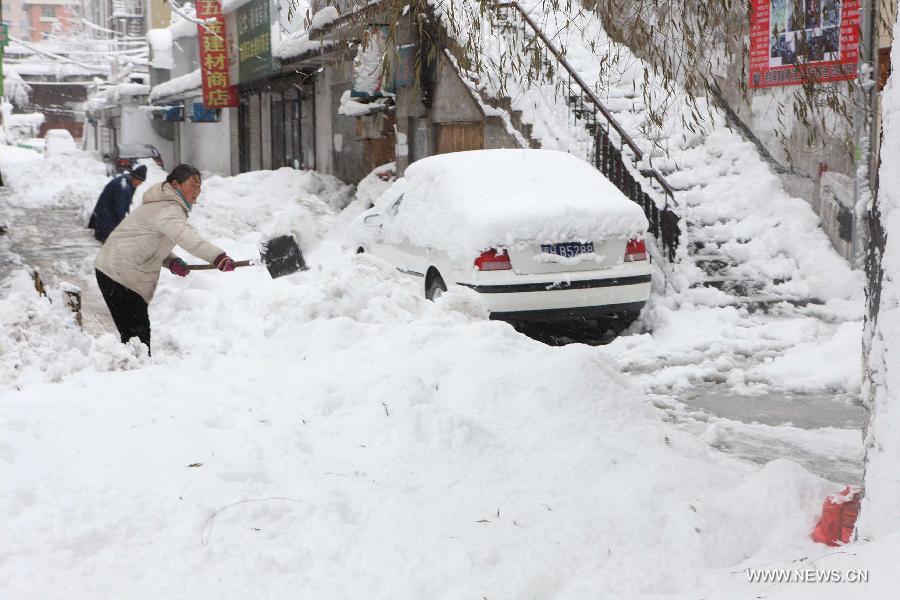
left=260, top=234, right=308, bottom=279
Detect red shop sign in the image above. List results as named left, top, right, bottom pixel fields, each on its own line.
left=749, top=0, right=859, bottom=88
left=196, top=0, right=238, bottom=108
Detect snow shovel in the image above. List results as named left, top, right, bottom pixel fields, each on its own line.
left=186, top=234, right=308, bottom=279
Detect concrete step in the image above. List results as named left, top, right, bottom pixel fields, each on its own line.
left=692, top=277, right=766, bottom=296
left=692, top=257, right=734, bottom=275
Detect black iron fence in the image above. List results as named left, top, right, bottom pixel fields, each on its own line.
left=496, top=1, right=681, bottom=261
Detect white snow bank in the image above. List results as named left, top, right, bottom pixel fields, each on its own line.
left=749, top=320, right=863, bottom=393
left=365, top=149, right=648, bottom=259
left=5, top=112, right=44, bottom=130
left=0, top=247, right=841, bottom=597
left=0, top=143, right=107, bottom=210
left=1, top=158, right=868, bottom=597
left=602, top=302, right=863, bottom=396
left=0, top=271, right=149, bottom=392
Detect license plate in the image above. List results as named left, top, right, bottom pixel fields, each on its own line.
left=541, top=242, right=594, bottom=258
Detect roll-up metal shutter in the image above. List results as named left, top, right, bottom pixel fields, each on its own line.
left=248, top=93, right=262, bottom=172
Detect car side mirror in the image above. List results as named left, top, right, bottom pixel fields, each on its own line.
left=363, top=214, right=382, bottom=228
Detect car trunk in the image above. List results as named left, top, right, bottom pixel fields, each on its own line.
left=504, top=238, right=628, bottom=275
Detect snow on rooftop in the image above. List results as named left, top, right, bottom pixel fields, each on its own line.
left=168, top=2, right=199, bottom=39
left=366, top=149, right=648, bottom=259
left=147, top=28, right=175, bottom=70
left=149, top=69, right=202, bottom=102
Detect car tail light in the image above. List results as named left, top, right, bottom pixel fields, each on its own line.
left=116, top=158, right=130, bottom=167
left=154, top=158, right=164, bottom=167
left=474, top=248, right=511, bottom=271
left=625, top=238, right=648, bottom=262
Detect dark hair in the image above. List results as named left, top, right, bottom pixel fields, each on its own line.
left=166, top=164, right=202, bottom=184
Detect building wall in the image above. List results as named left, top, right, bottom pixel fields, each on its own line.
left=30, top=82, right=87, bottom=138
left=177, top=101, right=234, bottom=176
left=26, top=3, right=73, bottom=42
left=314, top=63, right=334, bottom=177
left=1, top=0, right=30, bottom=41
left=120, top=105, right=175, bottom=170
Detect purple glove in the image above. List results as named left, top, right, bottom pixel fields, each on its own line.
left=214, top=252, right=235, bottom=272
left=169, top=257, right=190, bottom=277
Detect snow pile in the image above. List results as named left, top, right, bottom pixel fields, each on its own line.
left=187, top=167, right=353, bottom=252
left=364, top=149, right=648, bottom=259
left=354, top=161, right=396, bottom=208
left=603, top=300, right=863, bottom=395
left=0, top=141, right=107, bottom=209
left=4, top=112, right=44, bottom=140
left=0, top=143, right=887, bottom=598
left=0, top=249, right=842, bottom=598
left=150, top=69, right=202, bottom=102
left=0, top=271, right=149, bottom=392
left=147, top=28, right=175, bottom=69
left=859, top=1, right=900, bottom=540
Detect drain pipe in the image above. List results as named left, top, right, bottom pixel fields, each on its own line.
left=854, top=0, right=878, bottom=269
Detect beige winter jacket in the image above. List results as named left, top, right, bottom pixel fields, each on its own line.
left=95, top=181, right=224, bottom=303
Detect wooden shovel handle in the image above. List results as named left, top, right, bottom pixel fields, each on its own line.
left=186, top=260, right=255, bottom=271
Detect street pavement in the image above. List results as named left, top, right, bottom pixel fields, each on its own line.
left=0, top=187, right=114, bottom=336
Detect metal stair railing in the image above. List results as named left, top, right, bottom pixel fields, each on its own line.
left=495, top=1, right=680, bottom=261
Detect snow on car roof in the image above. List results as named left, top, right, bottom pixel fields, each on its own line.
left=376, top=149, right=648, bottom=258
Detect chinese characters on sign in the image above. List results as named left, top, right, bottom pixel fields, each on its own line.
left=749, top=0, right=859, bottom=88
left=196, top=0, right=238, bottom=108
left=237, top=0, right=277, bottom=84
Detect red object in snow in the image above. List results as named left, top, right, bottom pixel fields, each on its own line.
left=811, top=486, right=863, bottom=546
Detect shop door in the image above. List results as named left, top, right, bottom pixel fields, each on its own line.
left=435, top=122, right=484, bottom=155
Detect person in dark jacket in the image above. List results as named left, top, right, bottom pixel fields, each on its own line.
left=89, top=164, right=147, bottom=242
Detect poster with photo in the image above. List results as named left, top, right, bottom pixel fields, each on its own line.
left=749, top=0, right=859, bottom=88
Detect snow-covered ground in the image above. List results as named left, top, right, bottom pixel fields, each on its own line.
left=1, top=140, right=889, bottom=598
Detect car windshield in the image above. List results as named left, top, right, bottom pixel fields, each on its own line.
left=117, top=144, right=158, bottom=158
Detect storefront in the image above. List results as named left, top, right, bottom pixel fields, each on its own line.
left=236, top=75, right=316, bottom=174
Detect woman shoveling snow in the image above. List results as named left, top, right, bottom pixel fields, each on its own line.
left=94, top=164, right=236, bottom=355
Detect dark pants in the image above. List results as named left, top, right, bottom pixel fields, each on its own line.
left=95, top=269, right=151, bottom=354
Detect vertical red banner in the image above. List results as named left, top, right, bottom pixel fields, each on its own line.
left=749, top=0, right=860, bottom=88
left=196, top=0, right=238, bottom=108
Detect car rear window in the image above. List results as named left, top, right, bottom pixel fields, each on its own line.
left=118, top=144, right=158, bottom=157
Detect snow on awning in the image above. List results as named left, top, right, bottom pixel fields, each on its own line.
left=338, top=90, right=392, bottom=117
left=149, top=69, right=202, bottom=103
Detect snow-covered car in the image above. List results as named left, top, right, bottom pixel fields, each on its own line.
left=355, top=149, right=652, bottom=324
left=17, top=138, right=46, bottom=153
left=43, top=129, right=78, bottom=157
